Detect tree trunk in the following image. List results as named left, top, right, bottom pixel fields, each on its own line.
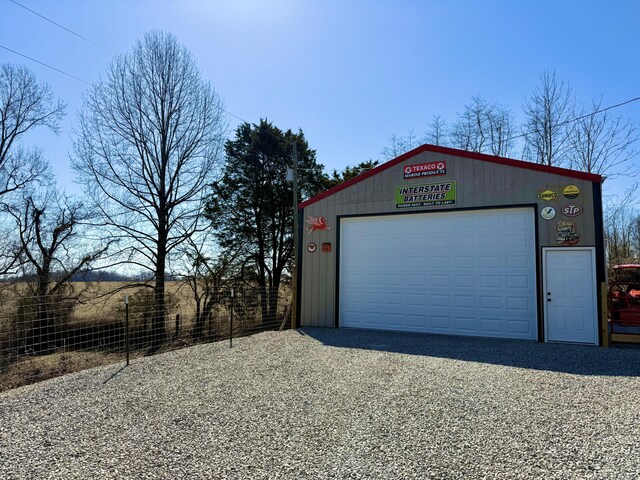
left=259, top=284, right=269, bottom=327
left=204, top=298, right=214, bottom=340
left=192, top=296, right=203, bottom=341
left=267, top=283, right=280, bottom=329
left=32, top=269, right=53, bottom=355
left=151, top=244, right=167, bottom=352
left=202, top=296, right=214, bottom=340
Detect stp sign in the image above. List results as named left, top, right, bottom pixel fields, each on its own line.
left=561, top=204, right=583, bottom=217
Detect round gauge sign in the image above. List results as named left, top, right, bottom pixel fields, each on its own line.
left=307, top=242, right=317, bottom=253
left=541, top=206, right=556, bottom=220
left=563, top=185, right=580, bottom=199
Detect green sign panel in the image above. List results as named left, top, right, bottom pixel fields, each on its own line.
left=395, top=181, right=456, bottom=208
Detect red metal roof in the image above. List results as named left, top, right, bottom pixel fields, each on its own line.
left=299, top=144, right=603, bottom=209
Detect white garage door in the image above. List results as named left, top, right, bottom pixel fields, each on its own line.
left=339, top=208, right=538, bottom=340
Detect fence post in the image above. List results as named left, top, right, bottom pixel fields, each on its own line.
left=125, top=294, right=130, bottom=366
left=175, top=314, right=180, bottom=339
left=229, top=288, right=234, bottom=348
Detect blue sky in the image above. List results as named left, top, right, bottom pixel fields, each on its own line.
left=1, top=0, right=639, bottom=197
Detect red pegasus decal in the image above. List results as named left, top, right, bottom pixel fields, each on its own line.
left=305, top=215, right=333, bottom=234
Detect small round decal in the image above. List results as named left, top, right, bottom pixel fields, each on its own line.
left=307, top=242, right=317, bottom=253
left=561, top=204, right=583, bottom=217
left=563, top=185, right=580, bottom=199
left=540, top=206, right=556, bottom=220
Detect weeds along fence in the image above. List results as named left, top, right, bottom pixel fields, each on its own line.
left=0, top=285, right=292, bottom=392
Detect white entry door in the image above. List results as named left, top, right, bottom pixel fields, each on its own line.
left=544, top=248, right=597, bottom=344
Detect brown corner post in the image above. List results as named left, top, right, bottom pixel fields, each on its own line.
left=601, top=282, right=609, bottom=348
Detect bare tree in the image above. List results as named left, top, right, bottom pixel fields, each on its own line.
left=174, top=233, right=238, bottom=342
left=449, top=97, right=515, bottom=156
left=0, top=64, right=64, bottom=275
left=0, top=64, right=63, bottom=197
left=486, top=103, right=515, bottom=156
left=381, top=130, right=421, bottom=160
left=523, top=71, right=575, bottom=166
left=72, top=31, right=227, bottom=351
left=5, top=190, right=108, bottom=354
left=423, top=115, right=448, bottom=146
left=605, top=204, right=636, bottom=268
left=451, top=96, right=490, bottom=153
left=567, top=97, right=639, bottom=178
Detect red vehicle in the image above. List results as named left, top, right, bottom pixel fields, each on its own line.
left=608, top=264, right=640, bottom=326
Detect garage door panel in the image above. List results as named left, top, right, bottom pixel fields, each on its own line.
left=406, top=274, right=426, bottom=286
left=481, top=317, right=503, bottom=333
left=479, top=255, right=501, bottom=268
left=454, top=316, right=478, bottom=332
left=479, top=296, right=502, bottom=309
left=455, top=295, right=475, bottom=308
left=431, top=316, right=452, bottom=330
left=507, top=296, right=531, bottom=310
left=478, top=235, right=501, bottom=248
left=339, top=208, right=537, bottom=340
left=508, top=319, right=533, bottom=335
left=506, top=255, right=529, bottom=269
left=506, top=275, right=530, bottom=288
left=479, top=275, right=501, bottom=287
left=429, top=275, right=450, bottom=287
left=429, top=294, right=451, bottom=307
left=454, top=275, right=475, bottom=287
left=453, top=256, right=475, bottom=268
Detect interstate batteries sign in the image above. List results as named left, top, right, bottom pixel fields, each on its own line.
left=395, top=181, right=456, bottom=208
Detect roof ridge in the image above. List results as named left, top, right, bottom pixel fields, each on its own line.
left=299, top=144, right=602, bottom=209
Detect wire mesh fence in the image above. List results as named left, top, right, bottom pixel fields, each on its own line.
left=0, top=284, right=292, bottom=392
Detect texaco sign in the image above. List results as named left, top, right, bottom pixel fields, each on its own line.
left=403, top=161, right=446, bottom=179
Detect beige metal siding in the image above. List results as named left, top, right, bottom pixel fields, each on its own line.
left=300, top=151, right=599, bottom=328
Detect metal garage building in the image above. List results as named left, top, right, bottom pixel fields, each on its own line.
left=297, top=144, right=605, bottom=345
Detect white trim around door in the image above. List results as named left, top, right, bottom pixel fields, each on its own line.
left=543, top=247, right=598, bottom=345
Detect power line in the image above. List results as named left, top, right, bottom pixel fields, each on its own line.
left=9, top=0, right=115, bottom=56
left=0, top=42, right=251, bottom=125
left=2, top=2, right=318, bottom=162
left=0, top=44, right=91, bottom=85
left=560, top=96, right=640, bottom=126
left=225, top=110, right=250, bottom=124
left=4, top=0, right=253, bottom=131
left=7, top=0, right=252, bottom=128
left=505, top=96, right=640, bottom=145
left=393, top=96, right=640, bottom=159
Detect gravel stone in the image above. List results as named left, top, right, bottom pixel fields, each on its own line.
left=1, top=328, right=640, bottom=479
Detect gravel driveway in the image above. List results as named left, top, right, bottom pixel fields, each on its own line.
left=1, top=328, right=640, bottom=479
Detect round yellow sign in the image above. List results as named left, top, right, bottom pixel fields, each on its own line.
left=563, top=185, right=580, bottom=199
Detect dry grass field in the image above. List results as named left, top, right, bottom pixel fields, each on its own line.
left=71, top=281, right=196, bottom=323
left=0, top=281, right=291, bottom=391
